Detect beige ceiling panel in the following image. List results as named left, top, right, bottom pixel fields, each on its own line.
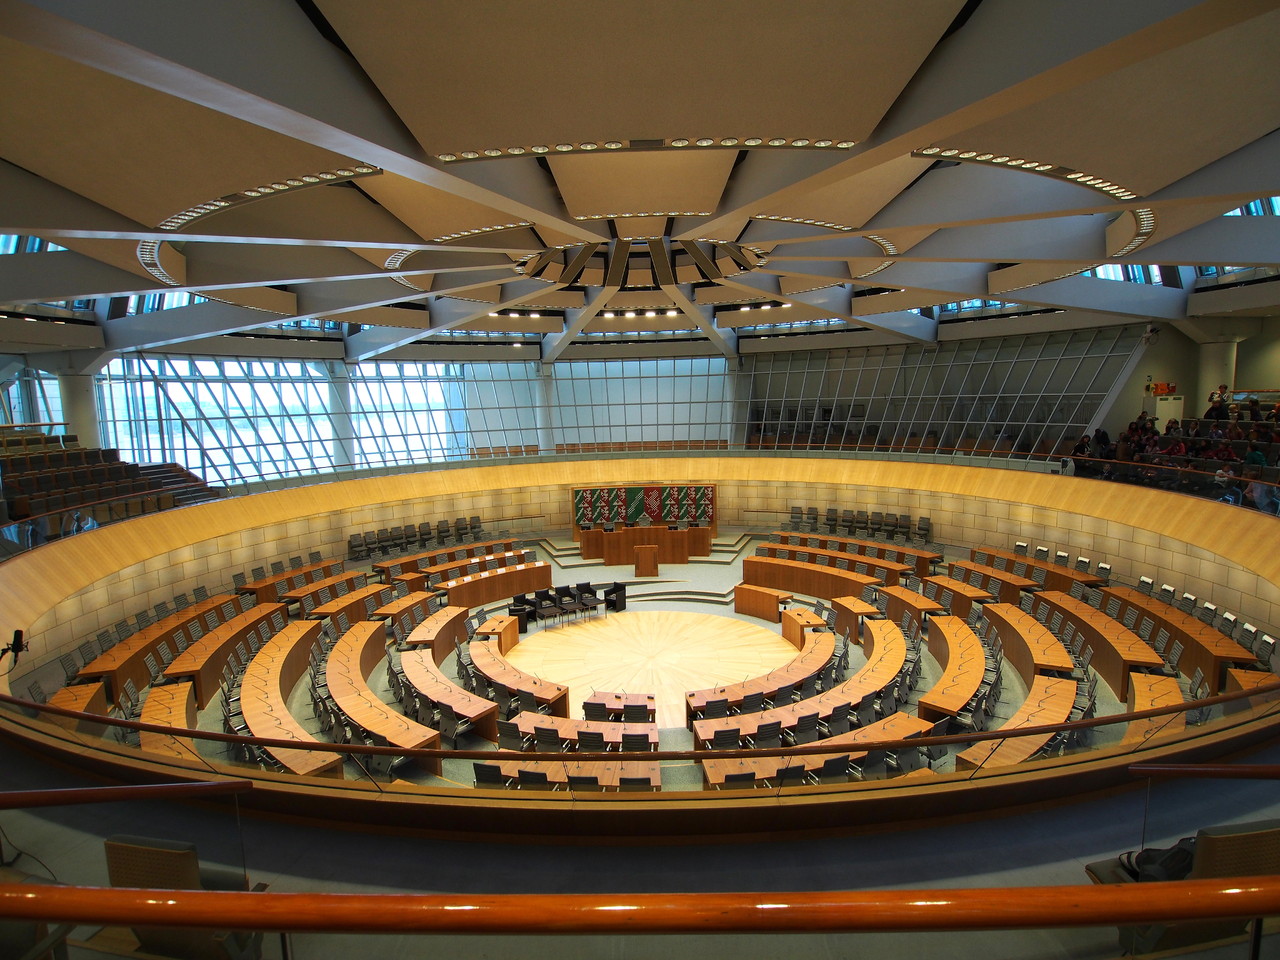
left=604, top=291, right=678, bottom=310
left=941, top=10, right=1280, bottom=196
left=52, top=238, right=158, bottom=282
left=548, top=152, right=736, bottom=220
left=200, top=286, right=296, bottom=315
left=456, top=317, right=561, bottom=333
left=336, top=306, right=432, bottom=329
left=871, top=226, right=940, bottom=254
left=614, top=216, right=669, bottom=239
left=0, top=37, right=354, bottom=229
left=762, top=155, right=935, bottom=229
left=355, top=171, right=521, bottom=242
left=197, top=182, right=423, bottom=246
left=315, top=0, right=963, bottom=150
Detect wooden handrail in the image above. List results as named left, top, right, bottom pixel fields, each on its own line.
left=0, top=780, right=252, bottom=810
left=1128, top=763, right=1280, bottom=780
left=3, top=680, right=1277, bottom=765
left=0, top=877, right=1276, bottom=933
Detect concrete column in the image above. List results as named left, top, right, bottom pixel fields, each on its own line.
left=535, top=362, right=556, bottom=454
left=57, top=373, right=99, bottom=444
left=1198, top=341, right=1238, bottom=406
left=326, top=362, right=356, bottom=469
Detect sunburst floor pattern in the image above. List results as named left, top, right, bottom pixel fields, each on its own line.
left=504, top=611, right=798, bottom=729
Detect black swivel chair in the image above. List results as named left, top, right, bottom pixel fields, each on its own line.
left=604, top=582, right=627, bottom=612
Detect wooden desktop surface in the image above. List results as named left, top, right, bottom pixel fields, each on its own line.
left=138, top=680, right=199, bottom=760
left=373, top=539, right=518, bottom=582
left=404, top=605, right=470, bottom=667
left=495, top=757, right=663, bottom=790
left=772, top=532, right=941, bottom=578
left=76, top=594, right=233, bottom=707
left=280, top=571, right=366, bottom=605
left=878, top=585, right=945, bottom=637
left=326, top=620, right=441, bottom=769
left=1102, top=585, right=1254, bottom=693
left=1123, top=673, right=1186, bottom=745
left=582, top=692, right=656, bottom=721
left=954, top=674, right=1077, bottom=770
left=948, top=560, right=1036, bottom=605
left=400, top=648, right=500, bottom=742
left=921, top=575, right=992, bottom=620
left=980, top=602, right=1075, bottom=686
left=742, top=555, right=878, bottom=602
left=46, top=680, right=109, bottom=733
left=439, top=562, right=552, bottom=608
left=685, top=628, right=835, bottom=724
left=511, top=712, right=659, bottom=750
left=831, top=595, right=878, bottom=641
left=1030, top=591, right=1162, bottom=700
left=241, top=559, right=344, bottom=602
left=470, top=639, right=570, bottom=717
left=308, top=583, right=394, bottom=623
left=164, top=603, right=285, bottom=709
left=916, top=616, right=986, bottom=724
left=757, top=543, right=909, bottom=586
left=240, top=619, right=344, bottom=777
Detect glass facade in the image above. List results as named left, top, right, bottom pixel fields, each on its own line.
left=87, top=326, right=1143, bottom=485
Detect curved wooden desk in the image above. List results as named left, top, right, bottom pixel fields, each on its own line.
left=1101, top=585, right=1254, bottom=693
left=469, top=639, right=569, bottom=717
left=164, top=603, right=285, bottom=709
left=438, top=562, right=552, bottom=608
left=877, top=585, right=944, bottom=637
left=734, top=584, right=792, bottom=622
left=404, top=605, right=469, bottom=666
left=916, top=616, right=986, bottom=724
left=308, top=583, right=395, bottom=625
left=240, top=559, right=344, bottom=602
left=325, top=621, right=441, bottom=771
left=974, top=548, right=1103, bottom=594
left=239, top=620, right=344, bottom=777
left=691, top=627, right=899, bottom=745
left=579, top=525, right=711, bottom=564
left=920, top=575, right=992, bottom=620
left=415, top=550, right=529, bottom=586
left=494, top=757, right=663, bottom=791
left=954, top=674, right=1077, bottom=770
left=701, top=711, right=934, bottom=787
left=399, top=649, right=499, bottom=742
left=582, top=692, right=656, bottom=721
left=373, top=539, right=519, bottom=582
left=980, top=603, right=1075, bottom=686
left=138, top=680, right=199, bottom=760
left=280, top=571, right=366, bottom=608
left=1028, top=591, right=1162, bottom=700
left=948, top=560, right=1036, bottom=605
left=46, top=680, right=109, bottom=733
left=686, top=629, right=836, bottom=726
left=757, top=543, right=909, bottom=586
left=772, top=531, right=941, bottom=578
left=742, top=555, right=877, bottom=602
left=76, top=593, right=234, bottom=708
left=832, top=595, right=878, bottom=641
left=371, top=590, right=437, bottom=636
left=512, top=713, right=659, bottom=750
left=1123, top=674, right=1186, bottom=745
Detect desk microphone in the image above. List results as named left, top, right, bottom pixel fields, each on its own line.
left=0, top=630, right=24, bottom=673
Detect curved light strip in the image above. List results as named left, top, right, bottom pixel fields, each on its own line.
left=914, top=147, right=1142, bottom=201
left=383, top=223, right=534, bottom=291
left=436, top=138, right=858, bottom=163
left=752, top=214, right=857, bottom=232
left=137, top=164, right=381, bottom=285
left=996, top=208, right=1159, bottom=291
left=574, top=211, right=711, bottom=221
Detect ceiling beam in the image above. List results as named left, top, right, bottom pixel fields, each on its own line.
left=542, top=285, right=617, bottom=363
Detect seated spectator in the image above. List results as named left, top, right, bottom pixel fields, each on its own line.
left=1203, top=398, right=1229, bottom=421
left=1226, top=421, right=1246, bottom=442
left=1213, top=464, right=1237, bottom=488
left=1244, top=469, right=1278, bottom=514
left=1244, top=442, right=1269, bottom=467
left=1267, top=402, right=1280, bottom=424
left=1209, top=441, right=1239, bottom=462
left=1227, top=402, right=1242, bottom=421
left=1246, top=397, right=1264, bottom=421
left=1163, top=418, right=1183, bottom=436
left=1165, top=437, right=1187, bottom=457
left=1184, top=419, right=1203, bottom=438
left=1208, top=423, right=1227, bottom=440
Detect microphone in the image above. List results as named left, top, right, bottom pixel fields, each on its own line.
left=0, top=630, right=24, bottom=671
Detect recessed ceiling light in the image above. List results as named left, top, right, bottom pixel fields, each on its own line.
left=768, top=137, right=786, bottom=146
left=645, top=310, right=656, bottom=317
left=529, top=312, right=540, bottom=318
left=354, top=166, right=375, bottom=173
left=460, top=151, right=479, bottom=159
left=530, top=145, right=549, bottom=153
left=483, top=149, right=502, bottom=157
left=507, top=146, right=526, bottom=154
left=958, top=151, right=976, bottom=158
left=720, top=137, right=739, bottom=146
left=244, top=189, right=261, bottom=197
left=940, top=149, right=958, bottom=157
left=744, top=137, right=762, bottom=146
left=921, top=147, right=941, bottom=155
left=335, top=168, right=354, bottom=176
left=792, top=139, right=810, bottom=146
left=580, top=142, right=598, bottom=150
left=976, top=153, right=993, bottom=161
left=555, top=143, right=574, bottom=151
left=992, top=156, right=1009, bottom=163
left=695, top=138, right=714, bottom=146
left=271, top=182, right=289, bottom=190
left=814, top=139, right=832, bottom=147
left=666, top=309, right=677, bottom=316
left=318, top=172, right=337, bottom=179
left=625, top=311, right=636, bottom=318
left=670, top=138, right=689, bottom=147
left=1036, top=163, right=1053, bottom=171
left=603, top=312, right=614, bottom=318
left=836, top=140, right=856, bottom=148
left=286, top=178, right=304, bottom=186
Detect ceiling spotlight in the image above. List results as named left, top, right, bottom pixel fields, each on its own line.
left=625, top=311, right=636, bottom=318
left=555, top=143, right=574, bottom=151
left=814, top=139, right=832, bottom=147
left=354, top=165, right=375, bottom=173
left=531, top=145, right=549, bottom=153
left=920, top=147, right=941, bottom=155
left=301, top=175, right=320, bottom=182
left=836, top=140, right=856, bottom=148
left=603, top=141, right=623, bottom=149
left=507, top=146, right=526, bottom=154
left=335, top=168, right=354, bottom=176
left=580, top=142, right=598, bottom=150
left=460, top=151, right=479, bottom=159
left=244, top=189, right=261, bottom=197
left=483, top=148, right=502, bottom=157
left=529, top=312, right=540, bottom=318
left=958, top=151, right=976, bottom=158
left=768, top=137, right=786, bottom=146
left=271, top=182, right=289, bottom=190
left=695, top=138, right=714, bottom=146
left=286, top=178, right=305, bottom=186
left=744, top=137, right=762, bottom=146
left=976, top=153, right=993, bottom=161
left=792, top=139, right=810, bottom=146
left=670, top=138, right=689, bottom=147
left=720, top=137, right=739, bottom=146
left=645, top=310, right=657, bottom=317
left=603, top=312, right=614, bottom=318
left=666, top=309, right=677, bottom=316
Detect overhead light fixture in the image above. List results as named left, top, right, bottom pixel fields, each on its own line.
left=768, top=137, right=786, bottom=146
left=695, top=138, right=714, bottom=146
left=531, top=145, right=549, bottom=153
left=555, top=143, right=574, bottom=151
left=744, top=137, right=762, bottom=146
left=670, top=138, right=689, bottom=146
left=791, top=139, right=810, bottom=146
left=603, top=141, right=623, bottom=149
left=580, top=142, right=598, bottom=150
